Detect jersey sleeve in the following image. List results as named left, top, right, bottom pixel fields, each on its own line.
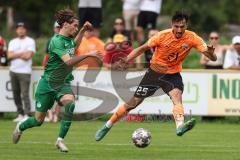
left=147, top=32, right=161, bottom=48
left=192, top=33, right=208, bottom=53
left=51, top=39, right=66, bottom=58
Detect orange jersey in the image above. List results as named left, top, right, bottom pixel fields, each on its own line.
left=147, top=29, right=207, bottom=74
left=75, top=36, right=105, bottom=56
left=75, top=36, right=105, bottom=68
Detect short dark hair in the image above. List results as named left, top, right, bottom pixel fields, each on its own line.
left=55, top=9, right=78, bottom=28
left=172, top=11, right=189, bottom=23
left=16, top=22, right=26, bottom=29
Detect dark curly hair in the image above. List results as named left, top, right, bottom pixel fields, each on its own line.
left=172, top=11, right=189, bottom=23
left=55, top=9, right=78, bottom=28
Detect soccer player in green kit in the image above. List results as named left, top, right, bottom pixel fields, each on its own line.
left=12, top=9, right=99, bottom=152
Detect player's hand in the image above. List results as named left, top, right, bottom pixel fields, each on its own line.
left=112, top=57, right=128, bottom=70
left=82, top=21, right=93, bottom=32
left=207, top=45, right=215, bottom=55
left=87, top=50, right=102, bottom=59
left=205, top=45, right=217, bottom=61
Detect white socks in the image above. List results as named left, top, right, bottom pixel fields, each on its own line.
left=57, top=137, right=63, bottom=141
left=105, top=120, right=113, bottom=128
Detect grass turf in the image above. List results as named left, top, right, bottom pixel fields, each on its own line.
left=0, top=120, right=239, bottom=160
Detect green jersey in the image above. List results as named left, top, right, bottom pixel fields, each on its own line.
left=42, top=34, right=76, bottom=84
left=35, top=34, right=75, bottom=111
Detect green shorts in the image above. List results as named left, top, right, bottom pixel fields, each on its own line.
left=35, top=78, right=73, bottom=112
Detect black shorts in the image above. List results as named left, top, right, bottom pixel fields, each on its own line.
left=134, top=68, right=184, bottom=98
left=137, top=11, right=158, bottom=29
left=79, top=8, right=102, bottom=28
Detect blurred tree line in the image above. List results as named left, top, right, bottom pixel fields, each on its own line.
left=0, top=0, right=239, bottom=39
left=102, top=0, right=240, bottom=39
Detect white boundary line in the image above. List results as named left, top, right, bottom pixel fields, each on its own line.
left=0, top=141, right=238, bottom=149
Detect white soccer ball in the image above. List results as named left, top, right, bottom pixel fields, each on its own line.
left=132, top=128, right=151, bottom=148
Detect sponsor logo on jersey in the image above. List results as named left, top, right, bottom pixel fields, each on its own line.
left=182, top=43, right=188, bottom=50
left=66, top=48, right=75, bottom=57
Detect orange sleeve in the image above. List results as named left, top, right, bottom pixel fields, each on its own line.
left=192, top=33, right=207, bottom=53
left=96, top=39, right=106, bottom=56
left=147, top=32, right=161, bottom=48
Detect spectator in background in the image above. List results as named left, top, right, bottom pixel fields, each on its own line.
left=144, top=29, right=158, bottom=68
left=42, top=21, right=60, bottom=67
left=107, top=17, right=131, bottom=43
left=122, top=0, right=141, bottom=41
left=75, top=29, right=105, bottom=56
left=7, top=22, right=36, bottom=122
left=42, top=21, right=61, bottom=123
left=78, top=0, right=102, bottom=37
left=75, top=29, right=105, bottom=68
left=0, top=36, right=8, bottom=66
left=136, top=0, right=162, bottom=69
left=223, top=35, right=240, bottom=70
left=200, top=31, right=230, bottom=69
left=136, top=0, right=162, bottom=45
left=42, top=22, right=60, bottom=67
left=106, top=17, right=132, bottom=67
left=103, top=41, right=134, bottom=69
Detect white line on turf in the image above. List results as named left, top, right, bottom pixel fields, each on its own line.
left=0, top=141, right=238, bottom=149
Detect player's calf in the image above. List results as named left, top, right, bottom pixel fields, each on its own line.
left=56, top=102, right=75, bottom=152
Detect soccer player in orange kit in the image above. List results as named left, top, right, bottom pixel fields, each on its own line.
left=95, top=11, right=217, bottom=141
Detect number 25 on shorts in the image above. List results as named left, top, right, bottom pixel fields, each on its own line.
left=136, top=86, right=149, bottom=96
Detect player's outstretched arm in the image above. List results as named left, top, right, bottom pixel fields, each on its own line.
left=126, top=43, right=150, bottom=62
left=115, top=43, right=150, bottom=70
left=74, top=21, right=93, bottom=48
left=202, top=45, right=217, bottom=61
left=60, top=51, right=101, bottom=67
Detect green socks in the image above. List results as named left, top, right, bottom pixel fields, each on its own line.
left=19, top=117, right=43, bottom=131
left=18, top=102, right=75, bottom=140
left=58, top=102, right=75, bottom=139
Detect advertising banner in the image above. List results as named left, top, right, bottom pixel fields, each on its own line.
left=0, top=68, right=238, bottom=116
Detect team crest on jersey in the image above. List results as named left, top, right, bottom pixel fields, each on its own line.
left=36, top=101, right=42, bottom=108
left=67, top=48, right=75, bottom=57
left=182, top=43, right=188, bottom=50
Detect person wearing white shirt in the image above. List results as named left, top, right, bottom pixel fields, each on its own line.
left=7, top=22, right=36, bottom=122
left=78, top=0, right=102, bottom=37
left=223, top=35, right=240, bottom=70
left=135, top=0, right=162, bottom=69
left=136, top=0, right=162, bottom=44
left=122, top=0, right=141, bottom=40
left=200, top=31, right=230, bottom=69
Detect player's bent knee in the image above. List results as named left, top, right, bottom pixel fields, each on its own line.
left=34, top=112, right=46, bottom=125
left=34, top=117, right=44, bottom=126
left=169, top=89, right=182, bottom=99
left=133, top=97, right=144, bottom=106
left=60, top=94, right=75, bottom=106
left=125, top=97, right=144, bottom=110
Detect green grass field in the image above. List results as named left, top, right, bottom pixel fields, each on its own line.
left=0, top=120, right=239, bottom=160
